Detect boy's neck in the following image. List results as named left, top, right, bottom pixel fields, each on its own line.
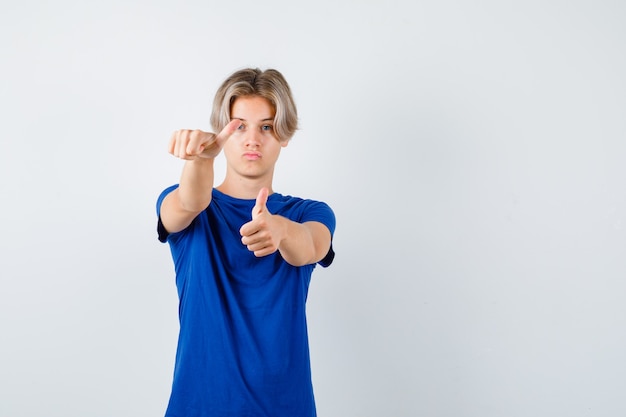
left=216, top=178, right=274, bottom=200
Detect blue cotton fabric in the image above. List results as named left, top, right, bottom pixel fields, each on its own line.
left=157, top=186, right=335, bottom=417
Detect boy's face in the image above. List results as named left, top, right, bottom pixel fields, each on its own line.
left=223, top=95, right=288, bottom=181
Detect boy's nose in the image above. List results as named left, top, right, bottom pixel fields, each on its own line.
left=244, top=131, right=262, bottom=148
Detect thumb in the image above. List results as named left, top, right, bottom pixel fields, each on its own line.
left=215, top=119, right=242, bottom=147
left=252, top=187, right=269, bottom=218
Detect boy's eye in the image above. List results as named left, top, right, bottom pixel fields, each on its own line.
left=262, top=125, right=273, bottom=131
left=237, top=124, right=245, bottom=130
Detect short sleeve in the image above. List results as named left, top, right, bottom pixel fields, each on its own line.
left=156, top=184, right=179, bottom=243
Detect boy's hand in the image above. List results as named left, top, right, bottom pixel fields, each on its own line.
left=240, top=187, right=286, bottom=257
left=168, top=119, right=241, bottom=160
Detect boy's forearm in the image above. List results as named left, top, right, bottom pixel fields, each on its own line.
left=278, top=218, right=331, bottom=267
left=177, top=158, right=216, bottom=212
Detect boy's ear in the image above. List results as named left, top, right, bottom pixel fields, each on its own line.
left=280, top=140, right=290, bottom=148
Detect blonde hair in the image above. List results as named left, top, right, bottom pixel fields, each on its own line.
left=210, top=68, right=299, bottom=143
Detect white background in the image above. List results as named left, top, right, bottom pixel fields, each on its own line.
left=1, top=1, right=625, bottom=416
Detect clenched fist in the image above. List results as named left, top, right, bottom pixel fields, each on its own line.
left=168, top=119, right=241, bottom=160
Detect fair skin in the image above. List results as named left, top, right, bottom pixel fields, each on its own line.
left=160, top=95, right=331, bottom=267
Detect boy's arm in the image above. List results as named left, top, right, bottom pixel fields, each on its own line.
left=276, top=219, right=332, bottom=267
left=160, top=120, right=241, bottom=235
left=240, top=188, right=333, bottom=267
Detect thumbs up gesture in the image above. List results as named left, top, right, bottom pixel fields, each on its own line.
left=240, top=187, right=285, bottom=257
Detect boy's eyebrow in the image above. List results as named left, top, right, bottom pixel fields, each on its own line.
left=232, top=117, right=274, bottom=122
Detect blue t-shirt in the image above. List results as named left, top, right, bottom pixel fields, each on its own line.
left=156, top=186, right=336, bottom=417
